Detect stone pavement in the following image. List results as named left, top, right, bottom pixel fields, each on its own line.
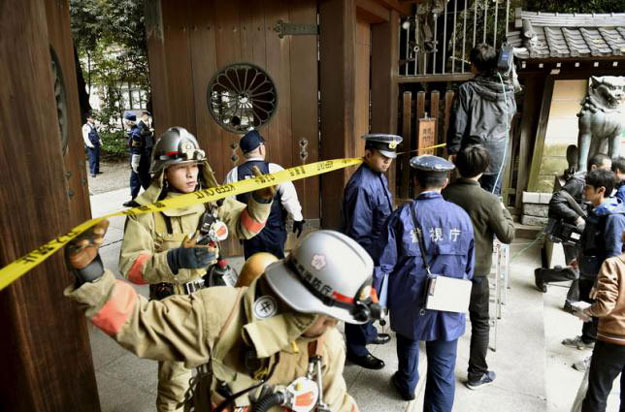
left=87, top=188, right=618, bottom=412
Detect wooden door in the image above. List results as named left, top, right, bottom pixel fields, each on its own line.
left=146, top=0, right=319, bottom=255
left=0, top=0, right=100, bottom=409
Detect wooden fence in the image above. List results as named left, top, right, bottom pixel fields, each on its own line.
left=397, top=89, right=455, bottom=199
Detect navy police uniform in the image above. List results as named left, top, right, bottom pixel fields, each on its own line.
left=376, top=155, right=474, bottom=410
left=82, top=121, right=101, bottom=177
left=224, top=130, right=304, bottom=259
left=137, top=115, right=154, bottom=190
left=341, top=134, right=402, bottom=365
left=126, top=113, right=146, bottom=200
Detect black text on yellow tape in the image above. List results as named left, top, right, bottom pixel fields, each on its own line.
left=0, top=158, right=363, bottom=291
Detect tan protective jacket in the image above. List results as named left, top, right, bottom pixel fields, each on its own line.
left=588, top=255, right=625, bottom=345
left=119, top=168, right=271, bottom=286
left=65, top=272, right=358, bottom=412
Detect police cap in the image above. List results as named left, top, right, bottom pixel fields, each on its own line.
left=124, top=112, right=136, bottom=122
left=363, top=134, right=403, bottom=159
left=409, top=155, right=455, bottom=172
left=240, top=130, right=265, bottom=154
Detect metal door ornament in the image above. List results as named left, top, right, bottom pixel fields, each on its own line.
left=207, top=63, right=278, bottom=134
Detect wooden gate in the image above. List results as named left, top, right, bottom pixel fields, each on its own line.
left=397, top=89, right=455, bottom=200
left=145, top=0, right=319, bottom=255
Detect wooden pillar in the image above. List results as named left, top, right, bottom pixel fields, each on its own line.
left=0, top=1, right=100, bottom=410
left=515, top=76, right=544, bottom=209
left=371, top=10, right=400, bottom=199
left=319, top=0, right=357, bottom=229
left=528, top=76, right=555, bottom=192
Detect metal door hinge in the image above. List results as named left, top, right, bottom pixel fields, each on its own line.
left=273, top=20, right=318, bottom=38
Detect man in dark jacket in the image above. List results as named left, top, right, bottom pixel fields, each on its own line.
left=443, top=144, right=515, bottom=389
left=539, top=154, right=611, bottom=307
left=446, top=44, right=516, bottom=195
left=340, top=134, right=402, bottom=370
left=137, top=111, right=154, bottom=189
left=563, top=169, right=625, bottom=355
left=612, top=156, right=625, bottom=204
left=123, top=113, right=144, bottom=207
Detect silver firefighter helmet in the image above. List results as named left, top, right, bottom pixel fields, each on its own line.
left=264, top=230, right=380, bottom=324
left=150, top=127, right=206, bottom=175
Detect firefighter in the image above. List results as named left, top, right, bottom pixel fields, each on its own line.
left=117, top=126, right=274, bottom=411
left=66, top=226, right=378, bottom=411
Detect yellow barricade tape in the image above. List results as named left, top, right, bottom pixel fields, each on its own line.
left=0, top=142, right=447, bottom=292
left=0, top=157, right=363, bottom=291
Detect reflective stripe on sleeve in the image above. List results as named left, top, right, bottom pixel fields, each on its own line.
left=127, top=253, right=150, bottom=285
left=91, top=280, right=137, bottom=336
left=241, top=209, right=265, bottom=233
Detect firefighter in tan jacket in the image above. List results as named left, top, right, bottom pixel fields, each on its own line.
left=118, top=127, right=274, bottom=411
left=67, top=225, right=378, bottom=411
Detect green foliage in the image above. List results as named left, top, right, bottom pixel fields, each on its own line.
left=70, top=0, right=149, bottom=158
left=98, top=129, right=128, bottom=161
left=523, top=0, right=625, bottom=13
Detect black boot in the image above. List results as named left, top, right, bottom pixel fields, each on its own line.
left=534, top=268, right=547, bottom=293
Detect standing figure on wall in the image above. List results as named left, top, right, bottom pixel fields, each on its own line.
left=577, top=76, right=625, bottom=172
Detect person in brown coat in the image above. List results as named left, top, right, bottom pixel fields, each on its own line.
left=577, top=238, right=625, bottom=411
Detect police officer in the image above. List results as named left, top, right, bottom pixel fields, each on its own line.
left=82, top=113, right=102, bottom=177
left=118, top=127, right=274, bottom=412
left=137, top=111, right=155, bottom=189
left=224, top=130, right=305, bottom=259
left=376, top=155, right=474, bottom=409
left=66, top=226, right=379, bottom=411
left=341, top=134, right=402, bottom=370
left=123, top=112, right=145, bottom=207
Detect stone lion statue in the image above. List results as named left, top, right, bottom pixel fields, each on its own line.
left=577, top=76, right=625, bottom=171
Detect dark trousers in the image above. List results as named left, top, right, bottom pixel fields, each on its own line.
left=582, top=340, right=625, bottom=412
left=88, top=146, right=100, bottom=175
left=130, top=169, right=141, bottom=199
left=243, top=227, right=287, bottom=260
left=564, top=244, right=580, bottom=303
left=346, top=321, right=379, bottom=357
left=468, top=276, right=490, bottom=381
left=396, top=334, right=457, bottom=412
left=579, top=278, right=599, bottom=344
left=480, top=173, right=502, bottom=196
left=137, top=152, right=151, bottom=190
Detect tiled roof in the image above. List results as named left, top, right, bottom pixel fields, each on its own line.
left=507, top=9, right=625, bottom=59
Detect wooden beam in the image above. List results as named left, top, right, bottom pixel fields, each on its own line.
left=396, top=73, right=474, bottom=83
left=0, top=0, right=100, bottom=409
left=374, top=0, right=412, bottom=16
left=356, top=0, right=390, bottom=23
left=319, top=0, right=357, bottom=229
left=527, top=76, right=555, bottom=191
left=144, top=0, right=171, bottom=134
left=371, top=10, right=400, bottom=198
left=400, top=92, right=413, bottom=198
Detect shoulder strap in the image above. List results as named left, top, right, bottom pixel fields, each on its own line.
left=153, top=212, right=173, bottom=235
left=185, top=289, right=246, bottom=412
left=559, top=189, right=586, bottom=218
left=213, top=288, right=246, bottom=353
left=409, top=204, right=436, bottom=316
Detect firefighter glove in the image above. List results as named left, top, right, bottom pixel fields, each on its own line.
left=65, top=220, right=109, bottom=286
left=167, top=244, right=217, bottom=274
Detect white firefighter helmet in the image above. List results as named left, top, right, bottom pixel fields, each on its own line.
left=150, top=127, right=206, bottom=175
left=264, top=230, right=379, bottom=324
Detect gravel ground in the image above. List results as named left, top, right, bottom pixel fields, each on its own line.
left=87, top=159, right=130, bottom=195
